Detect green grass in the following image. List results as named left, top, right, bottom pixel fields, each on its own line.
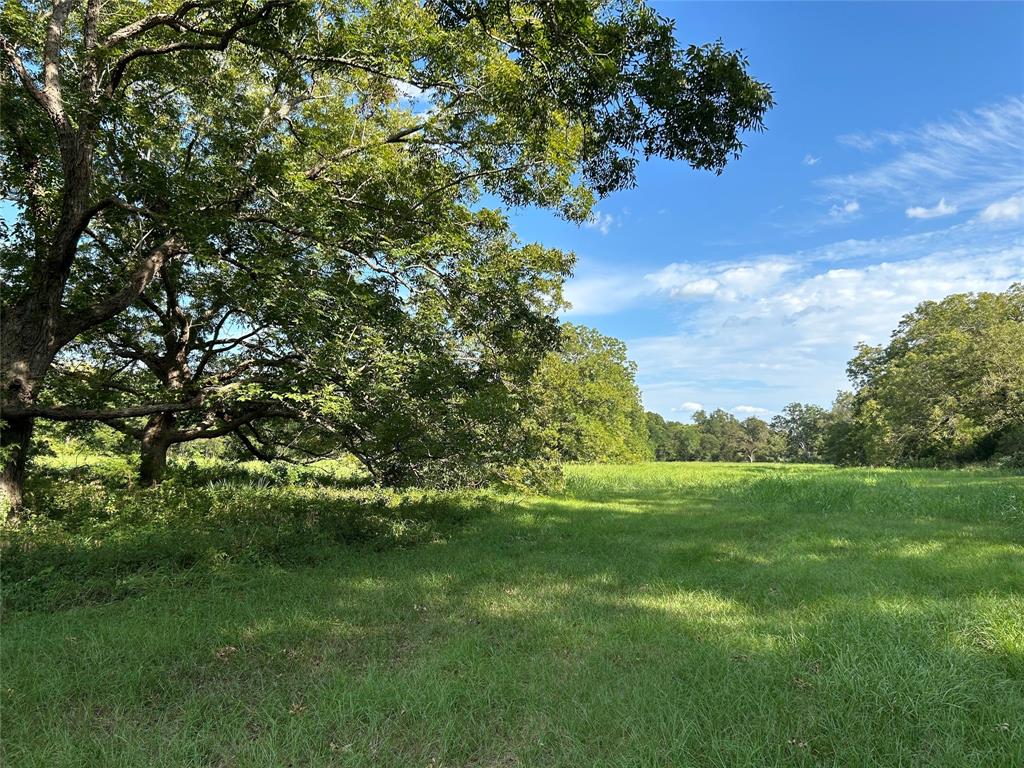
left=3, top=462, right=1023, bottom=766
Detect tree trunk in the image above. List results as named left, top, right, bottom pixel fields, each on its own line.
left=1, top=314, right=57, bottom=516
left=0, top=415, right=34, bottom=520
left=139, top=413, right=174, bottom=487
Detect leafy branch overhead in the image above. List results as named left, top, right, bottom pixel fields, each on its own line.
left=0, top=0, right=771, bottom=505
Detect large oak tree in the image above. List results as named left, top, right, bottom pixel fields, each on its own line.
left=1, top=0, right=772, bottom=511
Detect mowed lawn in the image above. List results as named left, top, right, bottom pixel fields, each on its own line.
left=3, top=463, right=1023, bottom=767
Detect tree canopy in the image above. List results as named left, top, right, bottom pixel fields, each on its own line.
left=840, top=284, right=1024, bottom=466
left=1, top=0, right=773, bottom=510
left=647, top=409, right=779, bottom=462
left=771, top=403, right=831, bottom=463
left=534, top=323, right=651, bottom=464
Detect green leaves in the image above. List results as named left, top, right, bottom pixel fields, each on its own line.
left=4, top=0, right=772, bottom=493
left=533, top=323, right=652, bottom=464
left=839, top=284, right=1024, bottom=465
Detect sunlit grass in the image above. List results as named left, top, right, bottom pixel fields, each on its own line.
left=3, top=462, right=1023, bottom=766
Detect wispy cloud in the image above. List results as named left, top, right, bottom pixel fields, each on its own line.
left=823, top=96, right=1024, bottom=211
left=906, top=197, right=957, bottom=219
left=648, top=259, right=795, bottom=302
left=836, top=130, right=905, bottom=152
left=829, top=199, right=860, bottom=220
left=584, top=209, right=616, bottom=235
left=565, top=215, right=1023, bottom=322
left=673, top=401, right=704, bottom=413
left=803, top=154, right=821, bottom=166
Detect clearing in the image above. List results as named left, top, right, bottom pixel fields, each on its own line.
left=3, top=463, right=1023, bottom=766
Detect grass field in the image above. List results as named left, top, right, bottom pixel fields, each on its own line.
left=3, top=462, right=1023, bottom=766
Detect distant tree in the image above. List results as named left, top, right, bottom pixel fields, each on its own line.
left=649, top=410, right=780, bottom=463
left=737, top=416, right=778, bottom=462
left=841, top=284, right=1024, bottom=465
left=646, top=412, right=672, bottom=460
left=646, top=412, right=701, bottom=461
left=535, top=324, right=651, bottom=463
left=669, top=422, right=703, bottom=460
left=820, top=391, right=862, bottom=465
left=771, top=402, right=831, bottom=462
left=691, top=409, right=747, bottom=461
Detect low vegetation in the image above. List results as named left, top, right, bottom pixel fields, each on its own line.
left=3, top=461, right=1022, bottom=766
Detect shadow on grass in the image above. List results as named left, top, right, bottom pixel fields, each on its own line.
left=3, top=463, right=1023, bottom=765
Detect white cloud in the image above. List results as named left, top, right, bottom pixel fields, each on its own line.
left=584, top=210, right=615, bottom=235
left=627, top=221, right=1024, bottom=417
left=734, top=405, right=771, bottom=415
left=674, top=401, right=704, bottom=412
left=803, top=154, right=821, bottom=166
left=906, top=197, right=957, bottom=219
left=979, top=194, right=1024, bottom=223
left=648, top=259, right=795, bottom=302
left=829, top=199, right=860, bottom=220
left=836, top=131, right=903, bottom=152
left=674, top=278, right=720, bottom=296
left=567, top=214, right=1023, bottom=321
left=824, top=97, right=1024, bottom=211
left=562, top=273, right=645, bottom=316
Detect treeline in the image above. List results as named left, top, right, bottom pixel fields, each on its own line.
left=506, top=284, right=1023, bottom=469
left=642, top=285, right=1024, bottom=467
left=28, top=282, right=1024, bottom=490
left=646, top=403, right=841, bottom=464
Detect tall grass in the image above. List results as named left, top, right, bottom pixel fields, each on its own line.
left=2, top=461, right=1022, bottom=767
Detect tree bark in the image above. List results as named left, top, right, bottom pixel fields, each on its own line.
left=1, top=306, right=59, bottom=514
left=0, top=415, right=33, bottom=520
left=139, top=413, right=175, bottom=487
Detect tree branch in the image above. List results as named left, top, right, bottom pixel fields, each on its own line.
left=101, top=1, right=217, bottom=47
left=41, top=0, right=77, bottom=128
left=2, top=400, right=205, bottom=422
left=0, top=32, right=64, bottom=128
left=108, top=1, right=295, bottom=93
left=62, top=238, right=181, bottom=341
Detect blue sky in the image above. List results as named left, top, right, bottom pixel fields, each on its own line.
left=508, top=1, right=1024, bottom=421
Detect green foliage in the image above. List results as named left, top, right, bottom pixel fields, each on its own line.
left=646, top=411, right=701, bottom=460
left=266, top=228, right=569, bottom=489
left=2, top=457, right=481, bottom=612
left=2, top=0, right=772, bottom=501
left=771, top=402, right=832, bottom=462
left=533, top=324, right=651, bottom=463
left=647, top=409, right=780, bottom=462
left=838, top=284, right=1024, bottom=466
left=691, top=408, right=762, bottom=461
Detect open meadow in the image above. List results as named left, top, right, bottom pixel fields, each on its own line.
left=2, top=461, right=1022, bottom=767
left=3, top=2, right=1023, bottom=766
